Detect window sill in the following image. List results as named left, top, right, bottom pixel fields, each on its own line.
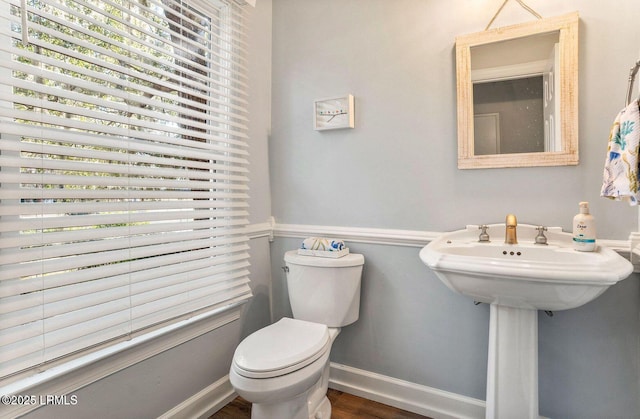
left=0, top=303, right=244, bottom=418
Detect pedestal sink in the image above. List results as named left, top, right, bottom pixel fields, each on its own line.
left=419, top=223, right=633, bottom=419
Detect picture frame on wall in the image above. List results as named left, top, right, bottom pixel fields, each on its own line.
left=313, top=94, right=355, bottom=131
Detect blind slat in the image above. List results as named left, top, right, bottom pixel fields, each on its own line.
left=132, top=282, right=251, bottom=330
left=4, top=72, right=250, bottom=137
left=0, top=112, right=250, bottom=157
left=2, top=219, right=250, bottom=264
left=0, top=155, right=250, bottom=183
left=1, top=250, right=250, bottom=298
left=131, top=270, right=250, bottom=307
left=0, top=261, right=250, bottom=321
left=0, top=172, right=250, bottom=192
left=0, top=123, right=251, bottom=167
left=1, top=240, right=250, bottom=281
left=1, top=210, right=249, bottom=234
left=0, top=199, right=249, bottom=217
left=0, top=188, right=250, bottom=200
left=0, top=46, right=249, bottom=121
left=0, top=99, right=249, bottom=148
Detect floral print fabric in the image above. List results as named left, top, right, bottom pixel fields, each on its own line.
left=601, top=99, right=640, bottom=205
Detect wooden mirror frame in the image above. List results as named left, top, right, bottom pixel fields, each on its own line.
left=456, top=12, right=579, bottom=169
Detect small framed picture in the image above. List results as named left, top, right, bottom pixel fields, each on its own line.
left=313, top=94, right=355, bottom=131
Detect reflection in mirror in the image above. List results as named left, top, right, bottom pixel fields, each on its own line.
left=456, top=12, right=578, bottom=169
left=474, top=76, right=544, bottom=155
left=472, top=31, right=559, bottom=155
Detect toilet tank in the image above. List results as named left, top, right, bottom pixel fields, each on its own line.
left=284, top=250, right=364, bottom=327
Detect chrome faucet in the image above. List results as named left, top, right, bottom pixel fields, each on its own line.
left=505, top=214, right=518, bottom=244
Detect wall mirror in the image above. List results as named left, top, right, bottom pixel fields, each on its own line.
left=456, top=12, right=579, bottom=169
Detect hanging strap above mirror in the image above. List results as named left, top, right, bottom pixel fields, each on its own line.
left=485, top=0, right=543, bottom=31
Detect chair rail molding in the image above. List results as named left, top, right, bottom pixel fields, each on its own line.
left=272, top=222, right=440, bottom=248
left=267, top=220, right=630, bottom=257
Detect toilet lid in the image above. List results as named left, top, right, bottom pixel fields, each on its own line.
left=233, top=318, right=330, bottom=379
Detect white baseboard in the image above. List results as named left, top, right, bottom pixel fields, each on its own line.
left=162, top=365, right=484, bottom=419
left=329, top=362, right=486, bottom=419
left=158, top=375, right=237, bottom=419
left=164, top=364, right=553, bottom=419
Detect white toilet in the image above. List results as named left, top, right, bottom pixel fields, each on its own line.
left=229, top=250, right=364, bottom=419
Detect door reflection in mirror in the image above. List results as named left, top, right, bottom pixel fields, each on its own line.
left=473, top=76, right=544, bottom=155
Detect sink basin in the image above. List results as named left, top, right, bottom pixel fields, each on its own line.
left=419, top=223, right=633, bottom=419
left=419, top=223, right=633, bottom=310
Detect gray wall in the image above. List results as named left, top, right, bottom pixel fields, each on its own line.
left=269, top=1, right=640, bottom=418
left=270, top=0, right=639, bottom=237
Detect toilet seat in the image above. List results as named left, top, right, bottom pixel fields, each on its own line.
left=232, top=318, right=330, bottom=379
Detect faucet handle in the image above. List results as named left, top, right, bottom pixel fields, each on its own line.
left=535, top=226, right=548, bottom=245
left=478, top=225, right=490, bottom=242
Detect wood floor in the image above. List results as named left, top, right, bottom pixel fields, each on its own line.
left=210, top=388, right=431, bottom=419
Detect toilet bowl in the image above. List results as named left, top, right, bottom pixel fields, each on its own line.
left=230, top=318, right=340, bottom=419
left=229, top=250, right=364, bottom=419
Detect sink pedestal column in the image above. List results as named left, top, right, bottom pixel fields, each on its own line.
left=486, top=304, right=538, bottom=419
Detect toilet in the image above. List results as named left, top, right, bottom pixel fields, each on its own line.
left=229, top=250, right=364, bottom=419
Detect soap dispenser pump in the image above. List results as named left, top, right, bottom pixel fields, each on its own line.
left=573, top=201, right=596, bottom=251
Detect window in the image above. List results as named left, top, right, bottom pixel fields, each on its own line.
left=0, top=0, right=251, bottom=383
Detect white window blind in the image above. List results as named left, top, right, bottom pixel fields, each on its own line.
left=0, top=0, right=251, bottom=382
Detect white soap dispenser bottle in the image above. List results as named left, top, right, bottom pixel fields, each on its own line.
left=573, top=201, right=596, bottom=251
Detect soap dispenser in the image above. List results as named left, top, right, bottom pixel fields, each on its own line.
left=572, top=202, right=596, bottom=251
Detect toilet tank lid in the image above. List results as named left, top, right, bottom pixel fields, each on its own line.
left=284, top=250, right=364, bottom=267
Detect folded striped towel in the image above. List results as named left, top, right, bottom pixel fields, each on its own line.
left=601, top=99, right=640, bottom=205
left=301, top=237, right=346, bottom=251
